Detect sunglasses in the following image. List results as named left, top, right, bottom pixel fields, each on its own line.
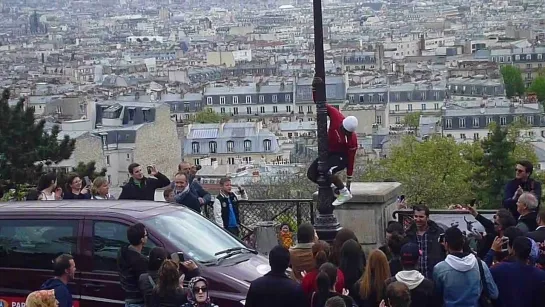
left=193, top=286, right=207, bottom=293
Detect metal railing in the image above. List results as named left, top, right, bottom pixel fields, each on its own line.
left=203, top=199, right=315, bottom=246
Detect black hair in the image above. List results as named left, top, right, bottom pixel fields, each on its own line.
left=65, top=173, right=80, bottom=192
left=128, top=163, right=140, bottom=174
left=37, top=172, right=57, bottom=191
left=127, top=223, right=146, bottom=246
left=495, top=209, right=516, bottom=230
left=53, top=254, right=73, bottom=276
left=517, top=160, right=533, bottom=175
left=26, top=189, right=40, bottom=200
left=512, top=237, right=532, bottom=261
left=315, top=263, right=338, bottom=307
left=339, top=239, right=365, bottom=291
left=269, top=245, right=290, bottom=272
left=388, top=233, right=404, bottom=257
left=297, top=223, right=315, bottom=244
left=412, top=204, right=430, bottom=217
left=445, top=226, right=464, bottom=251
left=386, top=221, right=404, bottom=235
left=325, top=296, right=346, bottom=307
left=386, top=281, right=412, bottom=307
left=503, top=226, right=524, bottom=249
left=149, top=247, right=168, bottom=271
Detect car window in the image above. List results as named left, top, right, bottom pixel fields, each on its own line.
left=93, top=221, right=156, bottom=272
left=0, top=219, right=78, bottom=270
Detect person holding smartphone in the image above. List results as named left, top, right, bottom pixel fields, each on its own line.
left=119, top=163, right=170, bottom=200
left=62, top=173, right=92, bottom=200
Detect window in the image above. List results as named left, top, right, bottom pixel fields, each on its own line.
left=299, top=106, right=304, bottom=113
left=376, top=115, right=382, bottom=125
left=273, top=106, right=278, bottom=113
left=368, top=94, right=374, bottom=102
left=500, top=116, right=507, bottom=125
left=515, top=55, right=520, bottom=61
left=527, top=116, right=534, bottom=125
left=307, top=105, right=312, bottom=113
left=434, top=91, right=440, bottom=100
left=220, top=107, right=225, bottom=114
left=486, top=117, right=493, bottom=125
left=286, top=106, right=291, bottom=113
left=408, top=104, right=413, bottom=111
left=473, top=133, right=479, bottom=140
left=445, top=118, right=452, bottom=128
left=220, top=96, right=225, bottom=105
left=434, top=103, right=439, bottom=110
left=349, top=95, right=354, bottom=102
left=259, top=95, right=264, bottom=103
left=395, top=117, right=401, bottom=124
left=106, top=155, right=110, bottom=166
left=459, top=118, right=466, bottom=128
left=191, top=142, right=199, bottom=154
left=272, top=95, right=277, bottom=103
left=0, top=219, right=78, bottom=269
left=245, top=96, right=251, bottom=104
left=460, top=133, right=466, bottom=140
left=538, top=54, right=543, bottom=60
left=260, top=106, right=265, bottom=113
left=233, top=107, right=238, bottom=115
left=184, top=104, right=190, bottom=112
left=233, top=96, right=239, bottom=104
left=407, top=92, right=412, bottom=101
left=143, top=110, right=150, bottom=122
left=128, top=109, right=135, bottom=121
left=379, top=94, right=384, bottom=102
left=263, top=139, right=272, bottom=151
left=421, top=103, right=426, bottom=111
left=226, top=141, right=234, bottom=152
left=206, top=97, right=212, bottom=105
left=421, top=92, right=426, bottom=100
left=395, top=105, right=400, bottom=112
left=227, top=157, right=235, bottom=165
left=359, top=95, right=364, bottom=103
left=209, top=141, right=217, bottom=153
left=246, top=107, right=252, bottom=115
left=285, top=94, right=291, bottom=102
left=126, top=153, right=130, bottom=160
left=194, top=158, right=200, bottom=166
left=473, top=117, right=479, bottom=127
left=244, top=140, right=252, bottom=152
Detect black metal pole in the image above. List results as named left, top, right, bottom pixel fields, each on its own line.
left=312, top=0, right=341, bottom=242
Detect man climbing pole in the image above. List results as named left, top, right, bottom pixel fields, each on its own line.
left=307, top=103, right=358, bottom=206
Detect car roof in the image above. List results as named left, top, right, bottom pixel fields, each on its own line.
left=0, top=200, right=180, bottom=219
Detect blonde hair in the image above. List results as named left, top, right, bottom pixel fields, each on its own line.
left=359, top=249, right=390, bottom=303
left=91, top=177, right=109, bottom=196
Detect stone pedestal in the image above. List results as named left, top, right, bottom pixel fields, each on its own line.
left=332, top=182, right=402, bottom=253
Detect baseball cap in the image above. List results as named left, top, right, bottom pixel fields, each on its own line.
left=342, top=116, right=358, bottom=133
left=400, top=243, right=420, bottom=266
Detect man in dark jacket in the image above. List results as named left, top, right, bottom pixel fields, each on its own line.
left=212, top=177, right=248, bottom=236
left=119, top=163, right=170, bottom=200
left=386, top=243, right=436, bottom=307
left=41, top=254, right=75, bottom=307
left=173, top=172, right=212, bottom=213
left=404, top=205, right=445, bottom=279
left=503, top=160, right=542, bottom=219
left=245, top=245, right=307, bottom=307
left=118, top=223, right=149, bottom=307
left=528, top=209, right=545, bottom=243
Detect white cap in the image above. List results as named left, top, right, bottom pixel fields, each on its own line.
left=342, top=116, right=358, bottom=133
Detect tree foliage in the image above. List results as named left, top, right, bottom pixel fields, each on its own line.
left=501, top=65, right=525, bottom=98
left=527, top=76, right=545, bottom=102
left=0, top=89, right=75, bottom=194
left=191, top=109, right=228, bottom=124
left=402, top=112, right=421, bottom=133
left=244, top=167, right=316, bottom=199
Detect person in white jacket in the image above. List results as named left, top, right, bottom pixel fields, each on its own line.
left=213, top=177, right=248, bottom=236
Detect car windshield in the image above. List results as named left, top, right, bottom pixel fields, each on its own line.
left=143, top=207, right=246, bottom=263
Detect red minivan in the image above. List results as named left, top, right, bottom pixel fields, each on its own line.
left=0, top=201, right=271, bottom=307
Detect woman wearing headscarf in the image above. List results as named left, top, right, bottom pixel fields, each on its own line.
left=26, top=289, right=58, bottom=307
left=181, top=276, right=218, bottom=307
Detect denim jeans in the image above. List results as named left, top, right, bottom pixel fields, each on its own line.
left=125, top=303, right=143, bottom=307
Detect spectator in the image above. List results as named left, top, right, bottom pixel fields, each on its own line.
left=190, top=164, right=202, bottom=182
left=491, top=236, right=545, bottom=307
left=465, top=205, right=516, bottom=259
left=245, top=245, right=306, bottom=307
left=25, top=290, right=58, bottom=307
left=404, top=205, right=445, bottom=279
left=139, top=247, right=168, bottom=307
left=352, top=249, right=390, bottom=307
left=119, top=163, right=170, bottom=200
left=330, top=229, right=359, bottom=266
left=433, top=227, right=498, bottom=307
left=174, top=172, right=212, bottom=213
left=528, top=209, right=545, bottom=243
left=37, top=172, right=60, bottom=200
left=91, top=177, right=115, bottom=200
left=503, top=160, right=542, bottom=218
left=302, top=240, right=346, bottom=296
left=290, top=223, right=317, bottom=281
left=379, top=222, right=404, bottom=261
left=516, top=192, right=539, bottom=234
left=213, top=177, right=248, bottom=236
left=62, top=173, right=91, bottom=199
left=311, top=263, right=353, bottom=307
left=485, top=226, right=524, bottom=267
left=26, top=188, right=40, bottom=200
left=339, top=239, right=365, bottom=292
left=325, top=296, right=346, bottom=307
left=149, top=260, right=188, bottom=307
left=385, top=243, right=435, bottom=307
left=279, top=223, right=295, bottom=249
left=387, top=233, right=404, bottom=276
left=40, top=254, right=75, bottom=307
left=118, top=223, right=149, bottom=307
left=382, top=282, right=411, bottom=307
left=180, top=276, right=218, bottom=307
left=163, top=186, right=175, bottom=203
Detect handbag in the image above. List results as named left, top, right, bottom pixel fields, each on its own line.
left=476, top=257, right=493, bottom=307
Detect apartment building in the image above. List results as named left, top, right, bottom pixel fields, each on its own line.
left=447, top=77, right=505, bottom=98
left=489, top=47, right=545, bottom=86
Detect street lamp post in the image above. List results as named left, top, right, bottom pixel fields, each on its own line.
left=312, top=0, right=341, bottom=242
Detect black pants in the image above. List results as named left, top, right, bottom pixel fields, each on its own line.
left=226, top=227, right=240, bottom=237
left=307, top=153, right=348, bottom=185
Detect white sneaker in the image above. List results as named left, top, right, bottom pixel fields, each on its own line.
left=332, top=189, right=352, bottom=206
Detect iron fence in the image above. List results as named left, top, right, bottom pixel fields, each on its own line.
left=203, top=199, right=315, bottom=246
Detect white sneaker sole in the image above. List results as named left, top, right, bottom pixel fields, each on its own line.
left=332, top=193, right=352, bottom=206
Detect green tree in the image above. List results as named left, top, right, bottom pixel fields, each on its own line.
left=402, top=111, right=421, bottom=133
left=501, top=65, right=525, bottom=98
left=527, top=76, right=545, bottom=102
left=192, top=109, right=227, bottom=123
left=0, top=89, right=75, bottom=195
left=361, top=136, right=474, bottom=208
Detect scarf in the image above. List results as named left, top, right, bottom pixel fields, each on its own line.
left=186, top=276, right=212, bottom=306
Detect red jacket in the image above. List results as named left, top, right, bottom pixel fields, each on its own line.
left=326, top=104, right=358, bottom=176
left=301, top=268, right=346, bottom=296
